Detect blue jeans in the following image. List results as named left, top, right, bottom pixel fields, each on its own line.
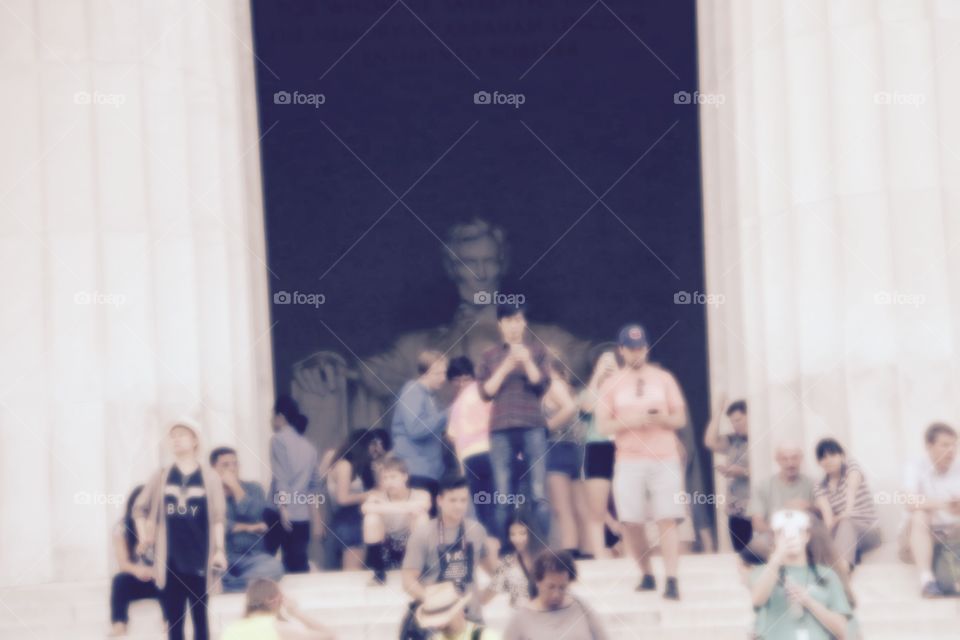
left=489, top=427, right=550, bottom=547
left=222, top=551, right=285, bottom=593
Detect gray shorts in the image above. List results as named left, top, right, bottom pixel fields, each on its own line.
left=613, top=458, right=685, bottom=523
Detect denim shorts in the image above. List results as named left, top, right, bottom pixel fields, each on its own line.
left=546, top=441, right=583, bottom=479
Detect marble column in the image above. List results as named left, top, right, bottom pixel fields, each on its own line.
left=698, top=0, right=960, bottom=546
left=0, top=0, right=274, bottom=584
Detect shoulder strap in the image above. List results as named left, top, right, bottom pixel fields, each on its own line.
left=470, top=625, right=485, bottom=640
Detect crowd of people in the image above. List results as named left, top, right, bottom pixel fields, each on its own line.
left=108, top=302, right=960, bottom=639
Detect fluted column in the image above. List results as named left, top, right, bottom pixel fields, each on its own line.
left=698, top=0, right=960, bottom=545
left=0, top=0, right=273, bottom=584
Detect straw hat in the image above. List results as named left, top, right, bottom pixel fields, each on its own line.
left=414, top=582, right=471, bottom=629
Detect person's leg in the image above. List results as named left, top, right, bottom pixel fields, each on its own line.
left=571, top=478, right=591, bottom=557
left=522, top=427, right=551, bottom=537
left=832, top=519, right=860, bottom=571
left=583, top=477, right=612, bottom=558
left=342, top=546, right=365, bottom=570
left=465, top=453, right=497, bottom=537
left=363, top=512, right=387, bottom=582
left=183, top=574, right=209, bottom=640
left=488, top=430, right=515, bottom=547
left=547, top=472, right=577, bottom=550
left=160, top=571, right=188, bottom=640
left=909, top=510, right=937, bottom=589
left=622, top=523, right=654, bottom=574
left=656, top=518, right=680, bottom=578
left=283, top=521, right=311, bottom=573
left=110, top=572, right=160, bottom=633
left=728, top=515, right=753, bottom=553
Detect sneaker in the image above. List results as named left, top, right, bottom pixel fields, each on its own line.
left=636, top=574, right=656, bottom=591
left=921, top=580, right=945, bottom=598
left=663, top=577, right=680, bottom=600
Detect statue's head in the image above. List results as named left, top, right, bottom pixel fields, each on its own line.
left=443, top=218, right=508, bottom=306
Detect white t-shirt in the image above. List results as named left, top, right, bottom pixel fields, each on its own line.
left=904, top=455, right=960, bottom=526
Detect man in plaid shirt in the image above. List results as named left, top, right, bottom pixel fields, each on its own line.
left=477, top=303, right=551, bottom=546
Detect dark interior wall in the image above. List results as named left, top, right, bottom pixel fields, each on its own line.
left=250, top=0, right=712, bottom=502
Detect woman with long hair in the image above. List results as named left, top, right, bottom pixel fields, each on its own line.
left=542, top=352, right=588, bottom=557
left=748, top=509, right=857, bottom=640
left=325, top=427, right=391, bottom=569
left=487, top=511, right=546, bottom=607
left=109, top=485, right=164, bottom=636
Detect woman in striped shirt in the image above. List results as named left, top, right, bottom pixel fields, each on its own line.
left=813, top=438, right=882, bottom=574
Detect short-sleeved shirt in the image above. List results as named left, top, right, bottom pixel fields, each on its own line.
left=723, top=434, right=750, bottom=516
left=750, top=564, right=852, bottom=640
left=814, top=459, right=879, bottom=528
left=747, top=474, right=815, bottom=523
left=904, top=455, right=960, bottom=527
left=596, top=365, right=684, bottom=461
left=503, top=596, right=608, bottom=640
left=164, top=465, right=209, bottom=575
left=402, top=517, right=488, bottom=621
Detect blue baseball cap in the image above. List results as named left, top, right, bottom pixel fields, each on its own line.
left=617, top=324, right=649, bottom=349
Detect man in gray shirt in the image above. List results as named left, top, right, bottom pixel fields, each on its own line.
left=402, top=475, right=498, bottom=623
left=268, top=395, right=321, bottom=573
left=745, top=442, right=815, bottom=559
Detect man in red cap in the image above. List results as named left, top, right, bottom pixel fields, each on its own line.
left=596, top=324, right=688, bottom=600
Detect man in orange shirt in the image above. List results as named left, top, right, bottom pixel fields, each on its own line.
left=596, top=324, right=688, bottom=600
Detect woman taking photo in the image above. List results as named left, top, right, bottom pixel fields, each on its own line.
left=749, top=509, right=855, bottom=640
left=134, top=419, right=227, bottom=640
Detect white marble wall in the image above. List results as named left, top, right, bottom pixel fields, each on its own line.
left=0, top=0, right=274, bottom=585
left=698, top=0, right=960, bottom=544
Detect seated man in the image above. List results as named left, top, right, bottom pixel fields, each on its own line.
left=362, top=455, right=430, bottom=584
left=210, top=447, right=285, bottom=592
left=744, top=442, right=815, bottom=560
left=402, top=475, right=499, bottom=625
left=901, top=422, right=960, bottom=597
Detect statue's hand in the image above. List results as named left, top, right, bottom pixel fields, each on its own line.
left=293, top=351, right=355, bottom=395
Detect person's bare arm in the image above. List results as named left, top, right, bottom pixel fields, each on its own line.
left=704, top=393, right=729, bottom=453
left=482, top=355, right=515, bottom=398
left=402, top=568, right=426, bottom=601
left=331, top=460, right=369, bottom=506
left=750, top=553, right=782, bottom=607
left=545, top=379, right=578, bottom=431
left=816, top=495, right=835, bottom=530
left=839, top=469, right=862, bottom=518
